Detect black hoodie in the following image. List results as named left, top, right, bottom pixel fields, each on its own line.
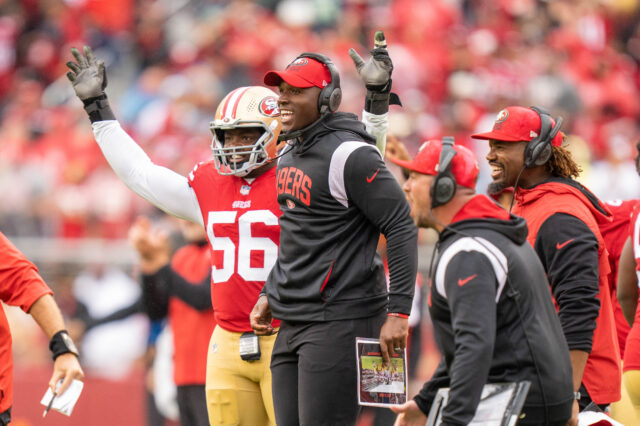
left=263, top=112, right=418, bottom=321
left=415, top=195, right=573, bottom=425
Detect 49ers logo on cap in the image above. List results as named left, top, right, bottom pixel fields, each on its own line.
left=493, top=109, right=509, bottom=130
left=290, top=58, right=308, bottom=67
left=259, top=96, right=280, bottom=117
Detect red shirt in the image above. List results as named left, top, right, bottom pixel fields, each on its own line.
left=600, top=200, right=638, bottom=357
left=0, top=232, right=53, bottom=413
left=188, top=161, right=281, bottom=332
left=169, top=243, right=216, bottom=386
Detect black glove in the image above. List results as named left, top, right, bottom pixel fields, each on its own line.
left=66, top=46, right=115, bottom=123
left=349, top=31, right=401, bottom=114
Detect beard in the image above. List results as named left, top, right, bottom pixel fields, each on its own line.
left=488, top=180, right=505, bottom=195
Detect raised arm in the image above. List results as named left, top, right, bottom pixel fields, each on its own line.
left=66, top=46, right=203, bottom=225
left=350, top=31, right=400, bottom=155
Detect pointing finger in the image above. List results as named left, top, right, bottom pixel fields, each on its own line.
left=374, top=30, right=387, bottom=49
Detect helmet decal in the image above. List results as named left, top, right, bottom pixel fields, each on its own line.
left=259, top=96, right=280, bottom=117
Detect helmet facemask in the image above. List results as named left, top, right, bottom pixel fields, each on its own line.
left=210, top=120, right=276, bottom=177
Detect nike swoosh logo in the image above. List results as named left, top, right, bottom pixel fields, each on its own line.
left=556, top=238, right=575, bottom=250
left=366, top=169, right=380, bottom=183
left=458, top=274, right=478, bottom=287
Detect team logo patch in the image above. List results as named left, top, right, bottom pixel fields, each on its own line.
left=259, top=96, right=280, bottom=117
left=495, top=109, right=508, bottom=124
left=286, top=199, right=295, bottom=209
left=493, top=109, right=509, bottom=130
left=240, top=185, right=251, bottom=195
left=290, top=58, right=308, bottom=67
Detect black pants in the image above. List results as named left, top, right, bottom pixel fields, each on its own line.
left=176, top=385, right=208, bottom=426
left=271, top=313, right=386, bottom=426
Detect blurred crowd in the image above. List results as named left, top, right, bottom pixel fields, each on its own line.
left=1, top=0, right=640, bottom=240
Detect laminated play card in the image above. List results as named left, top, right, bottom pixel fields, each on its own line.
left=356, top=337, right=408, bottom=407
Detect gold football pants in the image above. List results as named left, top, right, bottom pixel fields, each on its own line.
left=205, top=326, right=276, bottom=426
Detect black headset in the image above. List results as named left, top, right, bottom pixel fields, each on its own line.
left=523, top=106, right=564, bottom=168
left=295, top=52, right=342, bottom=114
left=431, top=136, right=457, bottom=208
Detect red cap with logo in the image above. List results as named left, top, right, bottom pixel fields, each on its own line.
left=389, top=140, right=479, bottom=189
left=471, top=106, right=563, bottom=146
left=264, top=56, right=332, bottom=89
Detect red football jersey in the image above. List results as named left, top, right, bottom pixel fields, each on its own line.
left=623, top=204, right=640, bottom=371
left=601, top=199, right=638, bottom=357
left=188, top=161, right=282, bottom=332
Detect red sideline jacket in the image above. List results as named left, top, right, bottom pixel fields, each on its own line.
left=0, top=232, right=52, bottom=413
left=169, top=243, right=216, bottom=386
left=513, top=178, right=621, bottom=404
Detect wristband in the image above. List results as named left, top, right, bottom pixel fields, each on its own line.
left=364, top=83, right=402, bottom=115
left=49, top=330, right=79, bottom=360
left=573, top=391, right=581, bottom=400
left=82, top=94, right=116, bottom=123
left=387, top=312, right=409, bottom=319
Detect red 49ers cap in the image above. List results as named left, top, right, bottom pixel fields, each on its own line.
left=471, top=106, right=563, bottom=146
left=264, top=56, right=332, bottom=89
left=389, top=140, right=479, bottom=189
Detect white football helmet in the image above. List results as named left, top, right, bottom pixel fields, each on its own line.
left=210, top=86, right=282, bottom=176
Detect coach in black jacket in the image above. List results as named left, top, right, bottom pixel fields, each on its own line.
left=390, top=139, right=574, bottom=425
left=250, top=46, right=418, bottom=425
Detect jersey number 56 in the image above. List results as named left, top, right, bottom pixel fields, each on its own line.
left=207, top=210, right=279, bottom=283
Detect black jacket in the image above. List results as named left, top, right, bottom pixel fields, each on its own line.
left=415, top=195, right=573, bottom=425
left=263, top=112, right=418, bottom=321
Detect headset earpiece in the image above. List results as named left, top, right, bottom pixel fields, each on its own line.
left=524, top=106, right=563, bottom=168
left=431, top=136, right=457, bottom=208
left=297, top=52, right=342, bottom=114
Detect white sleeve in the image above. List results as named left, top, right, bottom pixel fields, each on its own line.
left=91, top=120, right=203, bottom=225
left=362, top=110, right=389, bottom=156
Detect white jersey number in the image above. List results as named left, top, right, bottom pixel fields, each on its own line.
left=206, top=210, right=278, bottom=283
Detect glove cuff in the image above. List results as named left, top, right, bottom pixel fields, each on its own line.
left=83, top=94, right=116, bottom=123
left=365, top=91, right=402, bottom=115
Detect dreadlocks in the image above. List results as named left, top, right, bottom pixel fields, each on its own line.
left=545, top=144, right=581, bottom=179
